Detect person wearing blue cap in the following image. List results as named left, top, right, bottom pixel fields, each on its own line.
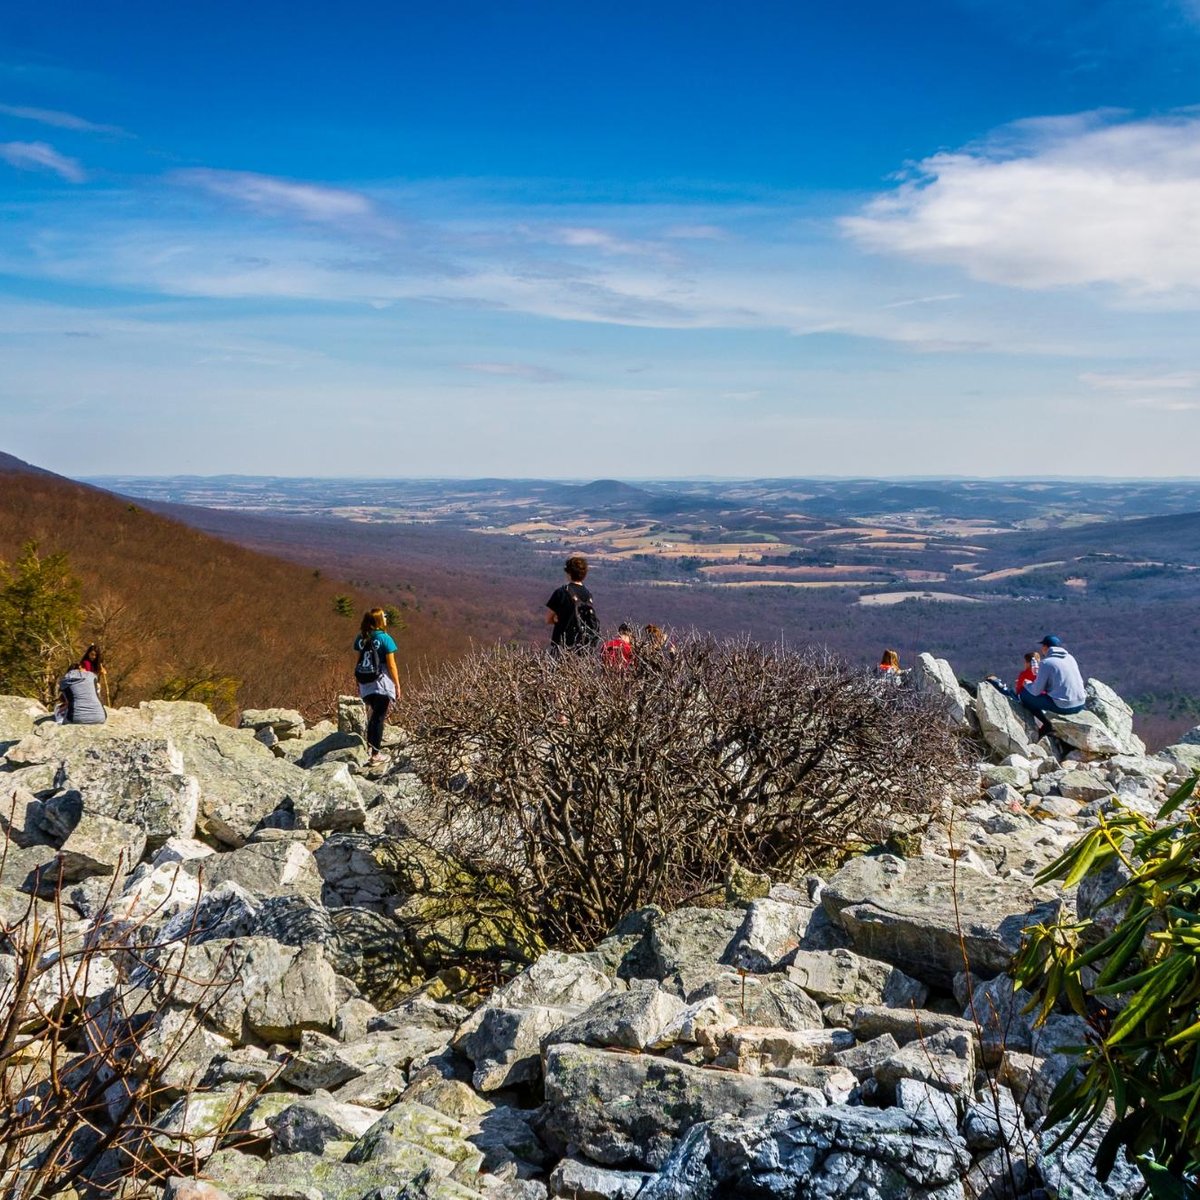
left=1019, top=635, right=1087, bottom=740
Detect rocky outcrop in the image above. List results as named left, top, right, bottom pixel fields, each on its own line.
left=0, top=674, right=1164, bottom=1200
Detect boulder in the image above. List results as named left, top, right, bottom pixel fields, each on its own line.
left=26, top=735, right=201, bottom=847
left=975, top=685, right=1038, bottom=759
left=648, top=906, right=743, bottom=982
left=640, top=1105, right=970, bottom=1199
left=549, top=1159, right=653, bottom=1200
left=150, top=1087, right=256, bottom=1163
left=1047, top=710, right=1124, bottom=756
left=57, top=813, right=146, bottom=881
left=823, top=853, right=1060, bottom=987
left=0, top=695, right=48, bottom=750
left=785, top=948, right=927, bottom=1009
left=1085, top=679, right=1139, bottom=753
left=913, top=654, right=972, bottom=727
left=451, top=951, right=613, bottom=1091
left=714, top=1025, right=854, bottom=1075
left=149, top=936, right=338, bottom=1044
left=542, top=1041, right=823, bottom=1170
left=344, top=1100, right=483, bottom=1175
left=1057, top=769, right=1111, bottom=804
left=265, top=1095, right=379, bottom=1154
left=686, top=970, right=823, bottom=1032
left=721, top=898, right=814, bottom=972
left=895, top=1077, right=960, bottom=1135
left=545, top=981, right=686, bottom=1052
left=190, top=839, right=324, bottom=902
left=874, top=1027, right=976, bottom=1100
left=239, top=708, right=306, bottom=740
left=294, top=762, right=368, bottom=832
left=454, top=1003, right=571, bottom=1091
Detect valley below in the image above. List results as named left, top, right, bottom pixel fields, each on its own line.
left=89, top=474, right=1200, bottom=749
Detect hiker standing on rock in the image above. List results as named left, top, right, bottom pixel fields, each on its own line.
left=354, top=608, right=401, bottom=766
left=545, top=555, right=601, bottom=657
left=1019, top=635, right=1086, bottom=738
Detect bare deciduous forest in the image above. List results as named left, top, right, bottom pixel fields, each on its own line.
left=0, top=454, right=472, bottom=716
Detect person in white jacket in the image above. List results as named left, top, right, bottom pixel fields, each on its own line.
left=1019, top=635, right=1086, bottom=738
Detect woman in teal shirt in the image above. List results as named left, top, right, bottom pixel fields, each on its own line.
left=354, top=607, right=401, bottom=764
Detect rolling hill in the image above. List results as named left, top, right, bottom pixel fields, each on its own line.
left=0, top=451, right=471, bottom=716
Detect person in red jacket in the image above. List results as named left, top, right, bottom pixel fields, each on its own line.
left=601, top=624, right=634, bottom=669
left=986, top=650, right=1040, bottom=700
left=1014, top=651, right=1040, bottom=695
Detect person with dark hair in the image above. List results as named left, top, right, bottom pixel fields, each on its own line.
left=353, top=607, right=401, bottom=765
left=58, top=649, right=107, bottom=725
left=602, top=623, right=635, bottom=669
left=1019, top=635, right=1086, bottom=738
left=545, top=555, right=600, bottom=655
left=79, top=642, right=110, bottom=705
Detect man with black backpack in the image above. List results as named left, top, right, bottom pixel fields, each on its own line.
left=546, top=555, right=601, bottom=656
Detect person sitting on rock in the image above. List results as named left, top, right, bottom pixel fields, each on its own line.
left=985, top=650, right=1040, bottom=699
left=877, top=649, right=903, bottom=680
left=57, top=653, right=107, bottom=725
left=1019, top=635, right=1086, bottom=739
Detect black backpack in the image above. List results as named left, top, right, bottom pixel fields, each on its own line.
left=568, top=584, right=601, bottom=648
left=354, top=634, right=385, bottom=683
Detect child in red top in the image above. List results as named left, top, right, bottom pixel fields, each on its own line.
left=601, top=624, right=634, bottom=669
left=1015, top=652, right=1040, bottom=695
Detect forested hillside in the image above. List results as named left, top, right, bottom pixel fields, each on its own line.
left=0, top=452, right=470, bottom=715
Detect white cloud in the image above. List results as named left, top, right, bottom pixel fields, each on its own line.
left=462, top=361, right=564, bottom=382
left=1081, top=369, right=1200, bottom=391
left=548, top=226, right=650, bottom=256
left=843, top=112, right=1200, bottom=296
left=1081, top=369, right=1200, bottom=410
left=0, top=103, right=125, bottom=135
left=173, top=169, right=384, bottom=228
left=0, top=140, right=86, bottom=182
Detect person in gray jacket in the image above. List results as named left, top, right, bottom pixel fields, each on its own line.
left=58, top=659, right=107, bottom=725
left=1019, top=635, right=1086, bottom=738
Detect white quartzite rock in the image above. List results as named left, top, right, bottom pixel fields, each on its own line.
left=975, top=684, right=1038, bottom=759
left=543, top=1041, right=824, bottom=1171
left=914, top=654, right=973, bottom=728
left=1047, top=710, right=1124, bottom=756
left=823, top=854, right=1059, bottom=987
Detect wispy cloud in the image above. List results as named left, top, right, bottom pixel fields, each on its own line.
left=664, top=223, right=726, bottom=240
left=843, top=111, right=1200, bottom=297
left=1081, top=369, right=1200, bottom=410
left=461, top=361, right=565, bottom=382
left=547, top=226, right=651, bottom=256
left=0, top=140, right=86, bottom=182
left=172, top=168, right=390, bottom=231
left=1081, top=369, right=1200, bottom=391
left=0, top=103, right=126, bottom=136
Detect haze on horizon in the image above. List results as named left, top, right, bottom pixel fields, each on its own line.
left=4, top=1, right=1200, bottom=480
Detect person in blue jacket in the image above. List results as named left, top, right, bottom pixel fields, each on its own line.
left=1019, top=634, right=1086, bottom=739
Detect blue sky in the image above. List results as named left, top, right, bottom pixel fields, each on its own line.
left=3, top=1, right=1200, bottom=477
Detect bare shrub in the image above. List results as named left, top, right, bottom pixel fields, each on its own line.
left=404, top=636, right=971, bottom=949
left=0, top=838, right=250, bottom=1198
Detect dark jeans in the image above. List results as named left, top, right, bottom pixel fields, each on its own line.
left=363, top=693, right=391, bottom=752
left=1019, top=691, right=1084, bottom=736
